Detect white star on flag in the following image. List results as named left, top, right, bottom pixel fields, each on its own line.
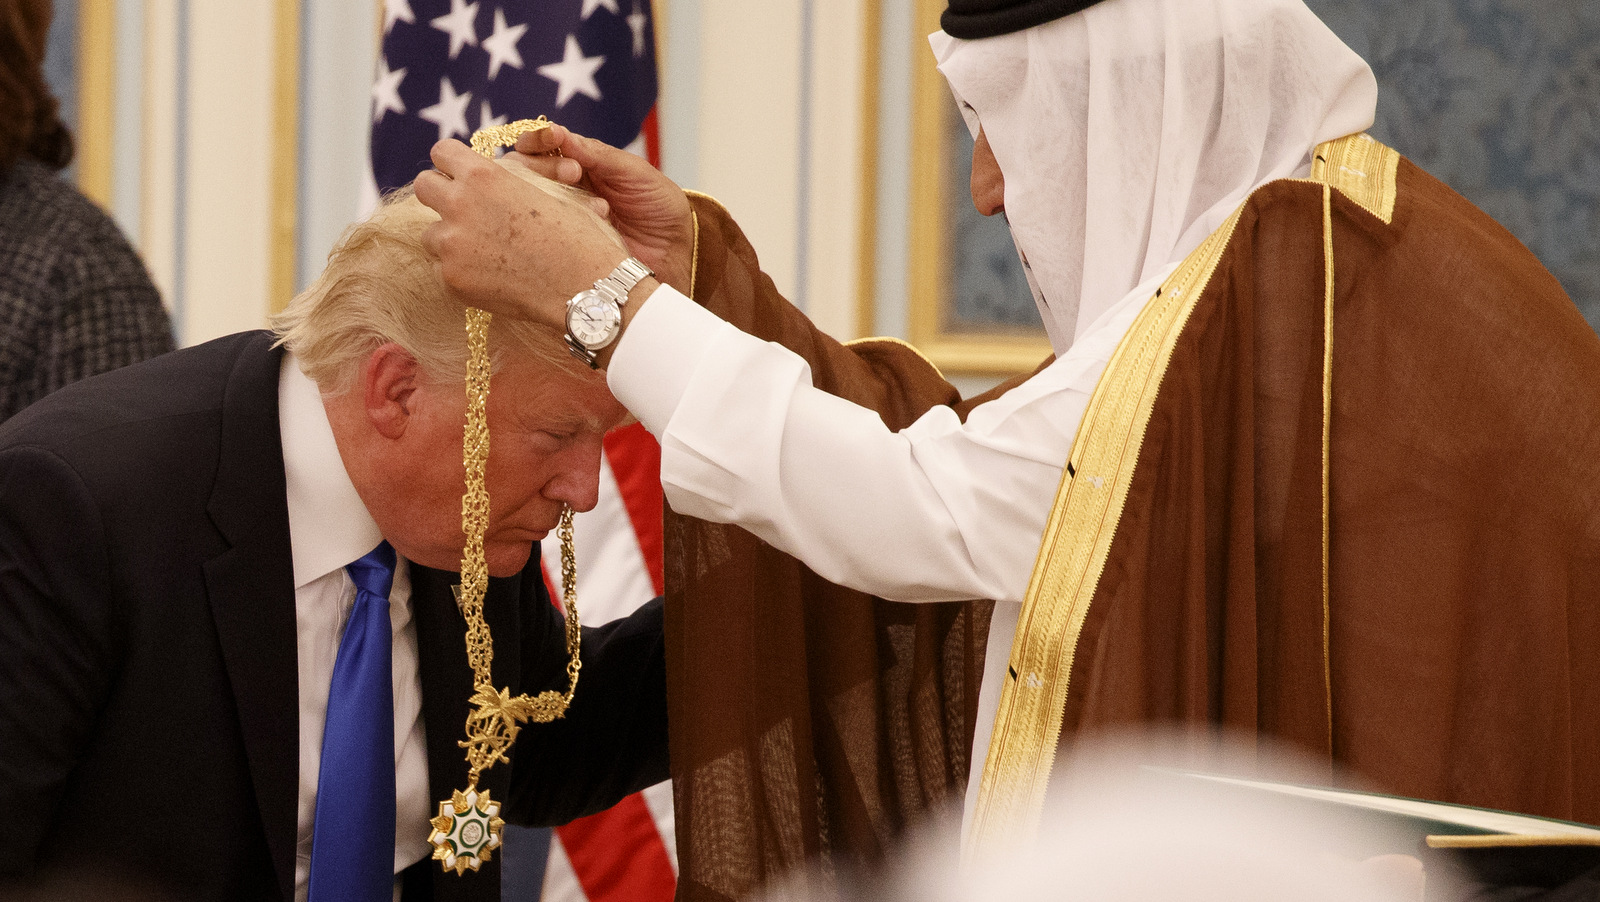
left=481, top=8, right=528, bottom=80
left=626, top=2, right=648, bottom=58
left=479, top=99, right=507, bottom=131
left=371, top=57, right=407, bottom=122
left=537, top=34, right=605, bottom=108
left=419, top=76, right=472, bottom=140
left=430, top=0, right=480, bottom=60
left=580, top=0, right=620, bottom=20
left=383, top=0, right=414, bottom=34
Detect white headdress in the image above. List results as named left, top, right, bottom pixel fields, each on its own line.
left=932, top=0, right=1378, bottom=353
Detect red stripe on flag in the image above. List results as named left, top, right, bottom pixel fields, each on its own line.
left=555, top=792, right=676, bottom=901
left=642, top=106, right=661, bottom=169
left=603, top=423, right=665, bottom=595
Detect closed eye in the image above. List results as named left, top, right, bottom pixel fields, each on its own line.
left=522, top=430, right=575, bottom=454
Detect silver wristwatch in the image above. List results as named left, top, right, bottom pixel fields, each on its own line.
left=563, top=257, right=654, bottom=368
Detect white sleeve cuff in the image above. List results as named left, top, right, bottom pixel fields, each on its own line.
left=606, top=284, right=731, bottom=437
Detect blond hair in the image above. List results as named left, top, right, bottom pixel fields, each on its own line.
left=272, top=161, right=623, bottom=393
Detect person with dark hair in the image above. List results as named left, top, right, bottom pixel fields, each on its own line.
left=0, top=0, right=173, bottom=421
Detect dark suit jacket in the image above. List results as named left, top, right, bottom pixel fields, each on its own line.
left=0, top=332, right=668, bottom=902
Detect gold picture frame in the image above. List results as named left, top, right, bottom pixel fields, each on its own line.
left=906, top=0, right=1052, bottom=375
left=75, top=0, right=114, bottom=208
left=74, top=0, right=301, bottom=313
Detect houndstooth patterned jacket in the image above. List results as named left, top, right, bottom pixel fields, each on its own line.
left=0, top=158, right=174, bottom=422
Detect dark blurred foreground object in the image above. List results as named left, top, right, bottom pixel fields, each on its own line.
left=0, top=0, right=174, bottom=422
left=1425, top=839, right=1600, bottom=902
left=1163, top=772, right=1600, bottom=902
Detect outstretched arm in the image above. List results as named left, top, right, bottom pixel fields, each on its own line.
left=415, top=136, right=1091, bottom=605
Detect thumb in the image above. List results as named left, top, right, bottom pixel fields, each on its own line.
left=559, top=130, right=631, bottom=179
left=514, top=122, right=568, bottom=156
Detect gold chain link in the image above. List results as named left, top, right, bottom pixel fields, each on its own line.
left=431, top=116, right=580, bottom=876
left=452, top=121, right=581, bottom=787
left=470, top=116, right=557, bottom=159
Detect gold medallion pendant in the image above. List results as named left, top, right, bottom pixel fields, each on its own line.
left=431, top=118, right=584, bottom=874
left=430, top=788, right=504, bottom=873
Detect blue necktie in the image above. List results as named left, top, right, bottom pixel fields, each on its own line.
left=308, top=541, right=397, bottom=902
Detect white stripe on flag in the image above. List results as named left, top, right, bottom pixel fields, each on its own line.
left=542, top=832, right=585, bottom=901
left=549, top=454, right=656, bottom=624
left=640, top=780, right=678, bottom=872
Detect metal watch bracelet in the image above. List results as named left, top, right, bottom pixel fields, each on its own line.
left=563, top=257, right=653, bottom=368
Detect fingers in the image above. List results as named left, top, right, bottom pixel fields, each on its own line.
left=511, top=122, right=594, bottom=186
left=507, top=153, right=584, bottom=184
left=514, top=122, right=568, bottom=156
left=519, top=125, right=631, bottom=185
left=553, top=156, right=583, bottom=183
left=556, top=129, right=619, bottom=175
left=427, top=138, right=479, bottom=177
left=412, top=168, right=452, bottom=213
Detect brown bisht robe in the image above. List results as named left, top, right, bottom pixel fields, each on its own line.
left=665, top=135, right=1600, bottom=897
left=665, top=192, right=1023, bottom=901
left=972, top=135, right=1600, bottom=849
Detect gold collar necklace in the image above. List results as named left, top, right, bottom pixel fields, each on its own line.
left=428, top=118, right=582, bottom=874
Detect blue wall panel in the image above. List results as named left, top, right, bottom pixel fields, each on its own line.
left=944, top=0, right=1600, bottom=334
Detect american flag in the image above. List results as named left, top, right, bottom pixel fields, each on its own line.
left=370, top=0, right=660, bottom=193
left=366, top=3, right=674, bottom=901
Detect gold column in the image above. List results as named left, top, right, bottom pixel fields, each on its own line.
left=76, top=0, right=116, bottom=208
left=907, top=0, right=1051, bottom=374
left=268, top=0, right=301, bottom=312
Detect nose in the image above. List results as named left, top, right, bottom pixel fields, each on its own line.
left=970, top=128, right=1005, bottom=217
left=542, top=434, right=604, bottom=513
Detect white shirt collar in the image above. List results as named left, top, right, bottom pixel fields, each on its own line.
left=279, top=352, right=384, bottom=588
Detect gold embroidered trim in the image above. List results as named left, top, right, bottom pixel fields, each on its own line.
left=685, top=189, right=734, bottom=301
left=684, top=188, right=731, bottom=214
left=689, top=208, right=701, bottom=299
left=964, top=200, right=1251, bottom=864
left=966, top=133, right=1404, bottom=861
left=1309, top=133, right=1399, bottom=224
left=1303, top=131, right=1404, bottom=752
left=842, top=335, right=946, bottom=380
left=1428, top=835, right=1600, bottom=849
left=1319, top=185, right=1335, bottom=752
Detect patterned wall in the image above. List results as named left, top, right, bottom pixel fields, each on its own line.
left=1307, top=0, right=1600, bottom=330
left=946, top=112, right=1041, bottom=333
left=946, top=0, right=1600, bottom=334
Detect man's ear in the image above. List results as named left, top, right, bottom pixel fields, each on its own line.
left=363, top=343, right=420, bottom=440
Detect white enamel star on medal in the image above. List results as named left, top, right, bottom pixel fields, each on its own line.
left=429, top=788, right=506, bottom=874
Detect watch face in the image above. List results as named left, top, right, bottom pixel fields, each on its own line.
left=567, top=290, right=622, bottom=349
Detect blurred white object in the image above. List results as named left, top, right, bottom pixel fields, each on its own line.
left=761, top=731, right=1438, bottom=902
